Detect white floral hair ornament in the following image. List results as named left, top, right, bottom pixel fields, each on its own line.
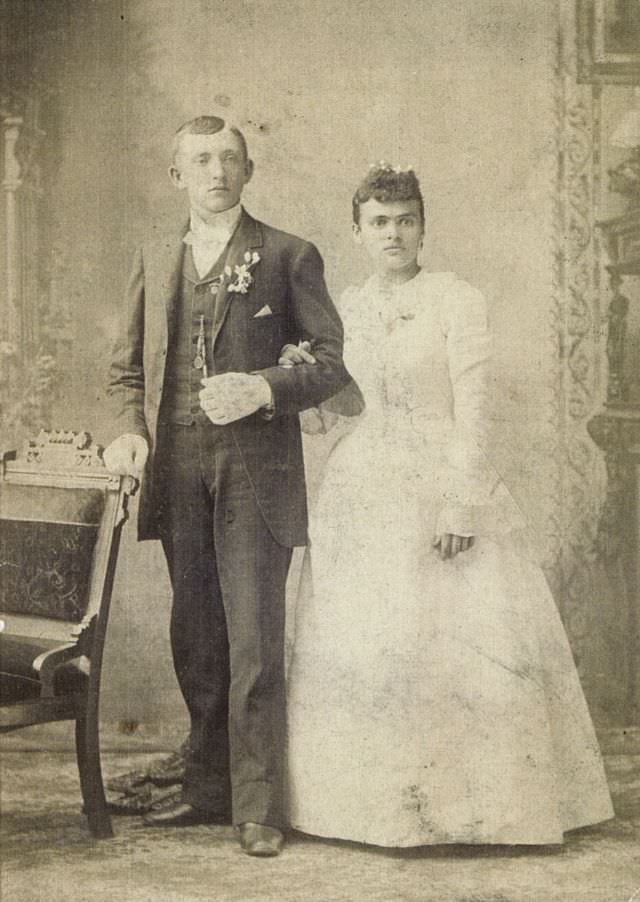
left=225, top=251, right=261, bottom=294
left=369, top=161, right=415, bottom=173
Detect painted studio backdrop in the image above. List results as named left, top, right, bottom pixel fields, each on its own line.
left=1, top=0, right=639, bottom=741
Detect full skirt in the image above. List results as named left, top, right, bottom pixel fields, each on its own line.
left=286, top=432, right=614, bottom=846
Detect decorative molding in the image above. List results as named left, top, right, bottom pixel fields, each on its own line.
left=549, top=2, right=607, bottom=684
left=23, top=429, right=105, bottom=469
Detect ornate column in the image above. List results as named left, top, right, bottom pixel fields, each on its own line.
left=0, top=87, right=54, bottom=450
left=1, top=92, right=45, bottom=356
left=2, top=113, right=22, bottom=347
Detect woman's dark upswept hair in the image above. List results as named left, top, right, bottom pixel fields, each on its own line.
left=352, top=164, right=425, bottom=225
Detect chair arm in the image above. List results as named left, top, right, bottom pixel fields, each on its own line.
left=32, top=644, right=82, bottom=698
left=32, top=614, right=96, bottom=697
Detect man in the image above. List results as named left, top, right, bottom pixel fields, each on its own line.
left=103, top=116, right=352, bottom=856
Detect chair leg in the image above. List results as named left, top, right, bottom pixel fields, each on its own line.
left=75, top=712, right=113, bottom=839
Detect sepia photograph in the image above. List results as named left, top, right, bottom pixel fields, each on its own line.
left=1, top=1, right=639, bottom=900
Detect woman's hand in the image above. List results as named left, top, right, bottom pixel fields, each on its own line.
left=278, top=341, right=316, bottom=367
left=432, top=533, right=475, bottom=560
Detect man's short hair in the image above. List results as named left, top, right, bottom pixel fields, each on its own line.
left=172, top=116, right=249, bottom=164
left=352, top=165, right=425, bottom=225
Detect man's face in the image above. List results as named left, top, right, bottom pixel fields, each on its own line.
left=353, top=198, right=423, bottom=274
left=169, top=129, right=253, bottom=218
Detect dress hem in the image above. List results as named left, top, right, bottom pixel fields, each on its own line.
left=288, top=811, right=615, bottom=848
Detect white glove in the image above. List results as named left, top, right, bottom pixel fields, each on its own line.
left=199, top=373, right=273, bottom=425
left=103, top=433, right=149, bottom=479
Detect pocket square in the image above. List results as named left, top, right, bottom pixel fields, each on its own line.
left=253, top=305, right=273, bottom=318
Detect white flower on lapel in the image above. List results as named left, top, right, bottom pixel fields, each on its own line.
left=225, top=251, right=261, bottom=294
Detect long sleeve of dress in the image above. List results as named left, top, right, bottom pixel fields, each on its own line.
left=437, top=281, right=507, bottom=537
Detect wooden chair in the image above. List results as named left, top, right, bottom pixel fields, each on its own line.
left=0, top=430, right=136, bottom=838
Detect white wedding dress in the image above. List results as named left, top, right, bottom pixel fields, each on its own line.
left=286, top=269, right=613, bottom=846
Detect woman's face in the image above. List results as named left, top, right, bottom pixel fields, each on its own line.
left=353, top=198, right=423, bottom=275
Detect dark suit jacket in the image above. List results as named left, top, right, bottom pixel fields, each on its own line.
left=107, top=209, right=353, bottom=546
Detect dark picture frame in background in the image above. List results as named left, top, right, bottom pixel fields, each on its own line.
left=577, top=0, right=640, bottom=84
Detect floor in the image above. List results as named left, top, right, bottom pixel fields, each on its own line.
left=1, top=750, right=639, bottom=902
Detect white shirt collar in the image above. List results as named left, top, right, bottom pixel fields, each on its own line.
left=186, top=203, right=242, bottom=243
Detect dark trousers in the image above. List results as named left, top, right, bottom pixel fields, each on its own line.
left=154, top=421, right=292, bottom=828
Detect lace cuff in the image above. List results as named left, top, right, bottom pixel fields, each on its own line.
left=436, top=504, right=477, bottom=538
left=437, top=476, right=528, bottom=539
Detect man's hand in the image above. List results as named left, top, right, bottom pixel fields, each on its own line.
left=432, top=533, right=475, bottom=560
left=103, top=433, right=149, bottom=479
left=278, top=341, right=316, bottom=367
left=199, top=372, right=273, bottom=424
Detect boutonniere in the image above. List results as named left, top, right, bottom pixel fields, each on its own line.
left=225, top=251, right=261, bottom=294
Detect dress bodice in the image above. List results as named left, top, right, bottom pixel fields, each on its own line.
left=341, top=271, right=469, bottom=438
left=330, top=269, right=523, bottom=538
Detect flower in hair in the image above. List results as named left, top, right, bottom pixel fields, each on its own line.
left=370, top=161, right=414, bottom=174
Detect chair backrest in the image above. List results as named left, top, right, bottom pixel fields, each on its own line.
left=0, top=430, right=135, bottom=648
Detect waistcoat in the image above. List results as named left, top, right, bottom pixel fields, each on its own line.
left=159, top=244, right=229, bottom=426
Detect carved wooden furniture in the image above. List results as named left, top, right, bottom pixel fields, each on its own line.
left=588, top=206, right=640, bottom=724
left=0, top=430, right=136, bottom=838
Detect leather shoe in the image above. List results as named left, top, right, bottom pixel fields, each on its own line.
left=143, top=801, right=226, bottom=827
left=239, top=822, right=284, bottom=857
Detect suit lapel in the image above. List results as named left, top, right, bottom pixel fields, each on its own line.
left=161, top=223, right=188, bottom=331
left=212, top=210, right=264, bottom=347
left=145, top=221, right=188, bottom=350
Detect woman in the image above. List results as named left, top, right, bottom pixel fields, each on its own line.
left=285, top=164, right=613, bottom=847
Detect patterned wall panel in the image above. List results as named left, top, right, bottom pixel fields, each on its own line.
left=548, top=1, right=609, bottom=701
